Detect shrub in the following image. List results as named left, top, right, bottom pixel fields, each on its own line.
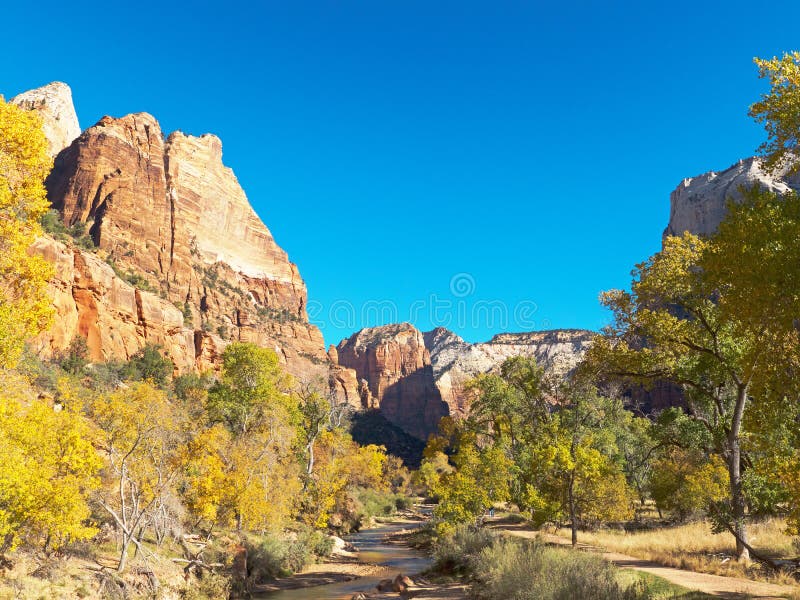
left=124, top=344, right=173, bottom=386
left=180, top=572, right=231, bottom=600
left=245, top=530, right=329, bottom=583
left=471, top=538, right=646, bottom=600
left=58, top=337, right=89, bottom=375
left=246, top=535, right=293, bottom=581
left=432, top=525, right=495, bottom=575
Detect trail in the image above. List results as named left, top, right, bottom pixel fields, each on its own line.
left=492, top=522, right=797, bottom=599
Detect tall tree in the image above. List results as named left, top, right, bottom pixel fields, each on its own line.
left=0, top=97, right=53, bottom=367
left=588, top=219, right=800, bottom=560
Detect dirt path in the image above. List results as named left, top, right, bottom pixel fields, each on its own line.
left=494, top=524, right=797, bottom=599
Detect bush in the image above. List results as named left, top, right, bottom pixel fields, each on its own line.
left=180, top=572, right=231, bottom=600
left=40, top=210, right=96, bottom=250
left=247, top=535, right=295, bottom=581
left=432, top=525, right=496, bottom=575
left=245, top=528, right=332, bottom=584
left=124, top=344, right=173, bottom=386
left=471, top=538, right=646, bottom=600
left=58, top=337, right=89, bottom=375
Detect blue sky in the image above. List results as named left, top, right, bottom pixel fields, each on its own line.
left=2, top=1, right=798, bottom=345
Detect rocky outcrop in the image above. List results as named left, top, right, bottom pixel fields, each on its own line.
left=11, top=82, right=80, bottom=157
left=336, top=324, right=449, bottom=440
left=29, top=237, right=195, bottom=370
left=333, top=324, right=594, bottom=439
left=8, top=82, right=360, bottom=404
left=40, top=109, right=338, bottom=385
left=665, top=157, right=800, bottom=238
left=425, top=327, right=595, bottom=416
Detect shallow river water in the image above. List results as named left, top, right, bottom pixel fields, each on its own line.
left=256, top=520, right=431, bottom=600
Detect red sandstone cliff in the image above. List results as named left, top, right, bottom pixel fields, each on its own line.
left=335, top=324, right=449, bottom=440
left=15, top=82, right=360, bottom=406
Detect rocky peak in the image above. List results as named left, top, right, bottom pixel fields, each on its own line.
left=336, top=324, right=597, bottom=439
left=665, top=157, right=800, bottom=239
left=336, top=323, right=448, bottom=440
left=10, top=82, right=362, bottom=405
left=11, top=82, right=81, bottom=157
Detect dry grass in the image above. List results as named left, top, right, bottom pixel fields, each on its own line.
left=554, top=518, right=798, bottom=585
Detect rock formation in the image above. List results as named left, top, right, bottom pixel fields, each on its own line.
left=665, top=157, right=800, bottom=239
left=425, top=327, right=595, bottom=416
left=336, top=324, right=448, bottom=440
left=12, top=82, right=360, bottom=404
left=30, top=237, right=196, bottom=370
left=11, top=82, right=80, bottom=157
left=334, top=324, right=594, bottom=439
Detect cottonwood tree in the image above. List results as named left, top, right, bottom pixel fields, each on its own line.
left=588, top=213, right=800, bottom=560
left=0, top=96, right=53, bottom=368
left=0, top=374, right=100, bottom=553
left=185, top=343, right=302, bottom=532
left=88, top=382, right=186, bottom=572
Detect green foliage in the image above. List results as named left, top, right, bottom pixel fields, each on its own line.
left=106, top=259, right=158, bottom=293
left=649, top=449, right=729, bottom=520
left=123, top=344, right=173, bottom=386
left=57, top=337, right=89, bottom=375
left=40, top=210, right=97, bottom=250
left=585, top=214, right=800, bottom=557
left=206, top=342, right=294, bottom=435
left=245, top=527, right=332, bottom=582
left=432, top=438, right=511, bottom=534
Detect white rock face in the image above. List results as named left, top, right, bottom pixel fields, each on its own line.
left=11, top=82, right=81, bottom=157
left=665, top=157, right=800, bottom=239
left=424, top=327, right=595, bottom=416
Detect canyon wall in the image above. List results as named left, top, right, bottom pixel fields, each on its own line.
left=16, top=82, right=360, bottom=406
left=335, top=323, right=594, bottom=439
left=665, top=157, right=800, bottom=239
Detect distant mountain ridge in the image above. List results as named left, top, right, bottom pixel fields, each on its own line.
left=333, top=323, right=595, bottom=439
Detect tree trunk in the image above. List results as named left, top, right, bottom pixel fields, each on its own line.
left=728, top=384, right=750, bottom=562
left=117, top=541, right=128, bottom=573
left=568, top=474, right=577, bottom=547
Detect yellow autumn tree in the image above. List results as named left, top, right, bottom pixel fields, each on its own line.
left=0, top=97, right=53, bottom=368
left=182, top=343, right=302, bottom=532
left=749, top=51, right=800, bottom=173
left=87, top=381, right=187, bottom=572
left=0, top=373, right=101, bottom=553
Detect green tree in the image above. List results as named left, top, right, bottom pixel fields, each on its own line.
left=588, top=226, right=799, bottom=560
left=206, top=343, right=294, bottom=435
left=432, top=434, right=511, bottom=534
left=522, top=382, right=634, bottom=545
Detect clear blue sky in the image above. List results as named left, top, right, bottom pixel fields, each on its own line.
left=2, top=1, right=798, bottom=345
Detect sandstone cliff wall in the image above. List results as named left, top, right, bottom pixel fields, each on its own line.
left=15, top=82, right=360, bottom=406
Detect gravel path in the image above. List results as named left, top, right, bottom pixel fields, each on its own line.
left=499, top=525, right=797, bottom=599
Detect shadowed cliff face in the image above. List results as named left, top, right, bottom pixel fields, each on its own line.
left=336, top=324, right=448, bottom=440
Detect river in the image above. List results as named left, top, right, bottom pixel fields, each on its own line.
left=257, top=520, right=431, bottom=600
